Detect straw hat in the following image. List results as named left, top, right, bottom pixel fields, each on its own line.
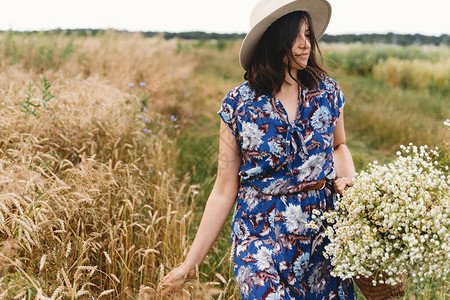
left=239, top=0, right=331, bottom=70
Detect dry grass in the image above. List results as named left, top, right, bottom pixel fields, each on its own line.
left=0, top=32, right=236, bottom=299
left=372, top=57, right=450, bottom=93
left=0, top=32, right=448, bottom=299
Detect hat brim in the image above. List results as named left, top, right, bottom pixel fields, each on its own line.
left=239, top=0, right=331, bottom=70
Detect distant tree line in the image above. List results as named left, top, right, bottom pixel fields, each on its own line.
left=2, top=29, right=449, bottom=45
left=142, top=31, right=246, bottom=41
left=321, top=32, right=449, bottom=46
left=142, top=31, right=449, bottom=46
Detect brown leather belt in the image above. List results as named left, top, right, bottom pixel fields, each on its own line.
left=301, top=178, right=327, bottom=192
left=244, top=178, right=328, bottom=197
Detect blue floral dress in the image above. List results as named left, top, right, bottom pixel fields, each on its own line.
left=217, top=76, right=356, bottom=299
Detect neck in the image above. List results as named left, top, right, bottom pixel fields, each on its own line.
left=279, top=69, right=299, bottom=93
left=284, top=69, right=298, bottom=85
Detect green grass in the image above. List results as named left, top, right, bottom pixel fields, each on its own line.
left=324, top=43, right=450, bottom=76
left=1, top=32, right=448, bottom=298
left=174, top=41, right=449, bottom=299
left=0, top=31, right=76, bottom=72
left=336, top=73, right=448, bottom=154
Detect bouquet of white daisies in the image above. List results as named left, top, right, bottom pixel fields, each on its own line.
left=310, top=121, right=449, bottom=299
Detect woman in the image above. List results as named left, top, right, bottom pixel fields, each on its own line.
left=157, top=0, right=357, bottom=298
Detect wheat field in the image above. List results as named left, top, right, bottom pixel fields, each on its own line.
left=0, top=31, right=448, bottom=299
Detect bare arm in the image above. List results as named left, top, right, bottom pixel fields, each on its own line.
left=182, top=121, right=241, bottom=269
left=333, top=113, right=356, bottom=194
left=157, top=120, right=241, bottom=295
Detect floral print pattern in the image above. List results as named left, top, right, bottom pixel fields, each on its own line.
left=311, top=106, right=332, bottom=133
left=218, top=76, right=356, bottom=299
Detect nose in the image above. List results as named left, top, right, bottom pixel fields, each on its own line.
left=297, top=35, right=310, bottom=49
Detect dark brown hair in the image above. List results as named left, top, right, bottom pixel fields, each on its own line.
left=245, top=10, right=329, bottom=96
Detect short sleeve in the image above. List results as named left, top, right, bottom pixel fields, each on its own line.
left=217, top=91, right=239, bottom=138
left=335, top=83, right=345, bottom=116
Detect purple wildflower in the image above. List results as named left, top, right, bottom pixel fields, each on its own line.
left=170, top=115, right=177, bottom=122
left=139, top=82, right=146, bottom=87
left=129, top=83, right=134, bottom=88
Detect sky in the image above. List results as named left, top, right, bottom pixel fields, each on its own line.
left=1, top=0, right=449, bottom=36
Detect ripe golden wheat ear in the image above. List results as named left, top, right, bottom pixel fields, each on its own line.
left=0, top=37, right=199, bottom=297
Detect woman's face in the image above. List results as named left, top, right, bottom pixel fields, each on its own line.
left=289, top=19, right=311, bottom=71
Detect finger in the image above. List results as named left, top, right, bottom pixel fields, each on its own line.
left=335, top=182, right=346, bottom=195
left=156, top=275, right=169, bottom=292
left=156, top=282, right=164, bottom=293
left=158, top=276, right=185, bottom=296
left=333, top=179, right=343, bottom=188
left=157, top=275, right=173, bottom=293
left=334, top=185, right=341, bottom=194
left=345, top=178, right=354, bottom=187
left=334, top=178, right=343, bottom=185
left=334, top=180, right=344, bottom=189
left=335, top=177, right=354, bottom=192
left=159, top=284, right=170, bottom=296
left=161, top=285, right=179, bottom=297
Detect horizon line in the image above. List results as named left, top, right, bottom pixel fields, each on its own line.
left=1, top=28, right=449, bottom=38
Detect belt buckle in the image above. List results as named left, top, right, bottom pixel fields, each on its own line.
left=319, top=179, right=326, bottom=190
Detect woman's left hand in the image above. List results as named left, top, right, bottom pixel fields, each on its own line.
left=334, top=177, right=354, bottom=195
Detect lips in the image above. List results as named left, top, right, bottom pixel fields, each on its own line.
left=295, top=53, right=309, bottom=59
